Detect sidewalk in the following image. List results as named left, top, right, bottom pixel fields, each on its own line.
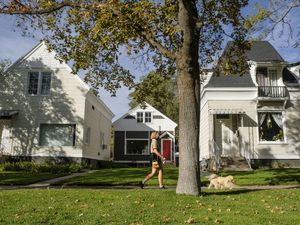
left=0, top=170, right=300, bottom=191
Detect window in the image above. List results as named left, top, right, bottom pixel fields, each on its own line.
left=125, top=131, right=149, bottom=155
left=28, top=72, right=52, bottom=95
left=145, top=112, right=152, bottom=123
left=137, top=112, right=143, bottom=123
left=126, top=140, right=149, bottom=155
left=268, top=69, right=278, bottom=86
left=100, top=132, right=106, bottom=149
left=216, top=114, right=230, bottom=119
left=258, top=112, right=284, bottom=142
left=40, top=72, right=52, bottom=95
left=84, top=127, right=91, bottom=144
left=39, top=124, right=76, bottom=146
left=136, top=112, right=152, bottom=123
left=28, top=72, right=39, bottom=95
left=256, top=67, right=278, bottom=86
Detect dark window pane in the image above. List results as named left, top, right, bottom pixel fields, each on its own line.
left=41, top=72, right=51, bottom=95
left=126, top=140, right=149, bottom=155
left=126, top=131, right=148, bottom=139
left=258, top=112, right=284, bottom=142
left=137, top=112, right=143, bottom=123
left=28, top=72, right=39, bottom=95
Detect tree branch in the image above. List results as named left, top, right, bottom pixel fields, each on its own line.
left=0, top=0, right=176, bottom=60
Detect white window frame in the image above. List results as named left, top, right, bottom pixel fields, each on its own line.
left=257, top=111, right=286, bottom=144
left=39, top=123, right=76, bottom=147
left=27, top=71, right=52, bottom=96
left=124, top=131, right=150, bottom=155
left=136, top=111, right=153, bottom=123
left=136, top=112, right=144, bottom=123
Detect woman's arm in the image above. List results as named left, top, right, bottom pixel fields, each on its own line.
left=152, top=148, right=166, bottom=161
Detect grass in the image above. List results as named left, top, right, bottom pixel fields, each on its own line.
left=53, top=167, right=180, bottom=186
left=0, top=188, right=300, bottom=224
left=53, top=167, right=300, bottom=187
left=0, top=171, right=66, bottom=185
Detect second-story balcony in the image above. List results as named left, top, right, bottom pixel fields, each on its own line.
left=257, top=86, right=288, bottom=98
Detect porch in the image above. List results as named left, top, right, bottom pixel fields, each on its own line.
left=207, top=109, right=252, bottom=171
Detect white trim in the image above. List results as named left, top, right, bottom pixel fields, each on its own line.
left=123, top=131, right=151, bottom=155
left=38, top=122, right=77, bottom=147
left=159, top=131, right=175, bottom=139
left=257, top=111, right=286, bottom=143
left=27, top=71, right=53, bottom=97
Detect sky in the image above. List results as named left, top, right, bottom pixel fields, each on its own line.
left=0, top=1, right=299, bottom=120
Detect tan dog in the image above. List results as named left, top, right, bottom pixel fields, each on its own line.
left=208, top=174, right=234, bottom=189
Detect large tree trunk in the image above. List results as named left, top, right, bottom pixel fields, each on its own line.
left=176, top=0, right=201, bottom=196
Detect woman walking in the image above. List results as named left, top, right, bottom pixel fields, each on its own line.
left=140, top=131, right=166, bottom=189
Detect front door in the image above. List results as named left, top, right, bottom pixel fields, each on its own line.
left=0, top=120, right=11, bottom=154
left=214, top=114, right=239, bottom=157
left=162, top=139, right=171, bottom=160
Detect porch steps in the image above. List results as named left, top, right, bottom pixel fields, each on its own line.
left=220, top=157, right=252, bottom=171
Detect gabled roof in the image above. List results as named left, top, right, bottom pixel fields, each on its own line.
left=113, top=102, right=177, bottom=127
left=6, top=41, right=90, bottom=91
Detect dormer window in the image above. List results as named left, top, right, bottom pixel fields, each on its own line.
left=136, top=111, right=152, bottom=123
left=145, top=112, right=152, bottom=123
left=137, top=112, right=144, bottom=123
left=28, top=72, right=52, bottom=96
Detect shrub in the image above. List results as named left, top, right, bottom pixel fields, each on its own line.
left=0, top=162, right=82, bottom=174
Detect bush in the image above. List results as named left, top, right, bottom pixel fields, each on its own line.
left=0, top=162, right=82, bottom=174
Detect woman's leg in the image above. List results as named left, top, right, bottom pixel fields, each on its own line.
left=158, top=168, right=164, bottom=187
left=143, top=167, right=157, bottom=183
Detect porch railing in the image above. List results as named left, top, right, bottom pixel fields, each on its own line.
left=209, top=139, right=222, bottom=171
left=240, top=138, right=252, bottom=169
left=257, top=86, right=287, bottom=98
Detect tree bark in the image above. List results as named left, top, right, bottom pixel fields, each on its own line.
left=176, top=0, right=201, bottom=196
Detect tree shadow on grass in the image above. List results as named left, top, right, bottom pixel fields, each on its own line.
left=263, top=169, right=300, bottom=185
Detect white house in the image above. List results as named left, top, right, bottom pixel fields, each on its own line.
left=0, top=42, right=114, bottom=165
left=113, top=103, right=177, bottom=164
left=200, top=41, right=300, bottom=169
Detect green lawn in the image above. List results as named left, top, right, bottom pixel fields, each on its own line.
left=53, top=167, right=300, bottom=187
left=0, top=171, right=66, bottom=185
left=0, top=188, right=300, bottom=225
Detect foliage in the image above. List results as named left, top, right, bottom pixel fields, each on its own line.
left=245, top=0, right=300, bottom=48
left=0, top=162, right=82, bottom=174
left=0, top=59, right=12, bottom=76
left=0, top=1, right=251, bottom=93
left=129, top=70, right=179, bottom=123
left=1, top=189, right=300, bottom=224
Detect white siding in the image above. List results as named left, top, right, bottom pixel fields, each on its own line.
left=0, top=42, right=113, bottom=159
left=113, top=103, right=177, bottom=132
left=83, top=92, right=113, bottom=161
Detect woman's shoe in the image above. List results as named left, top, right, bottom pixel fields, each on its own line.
left=139, top=181, right=144, bottom=189
left=159, top=185, right=166, bottom=189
